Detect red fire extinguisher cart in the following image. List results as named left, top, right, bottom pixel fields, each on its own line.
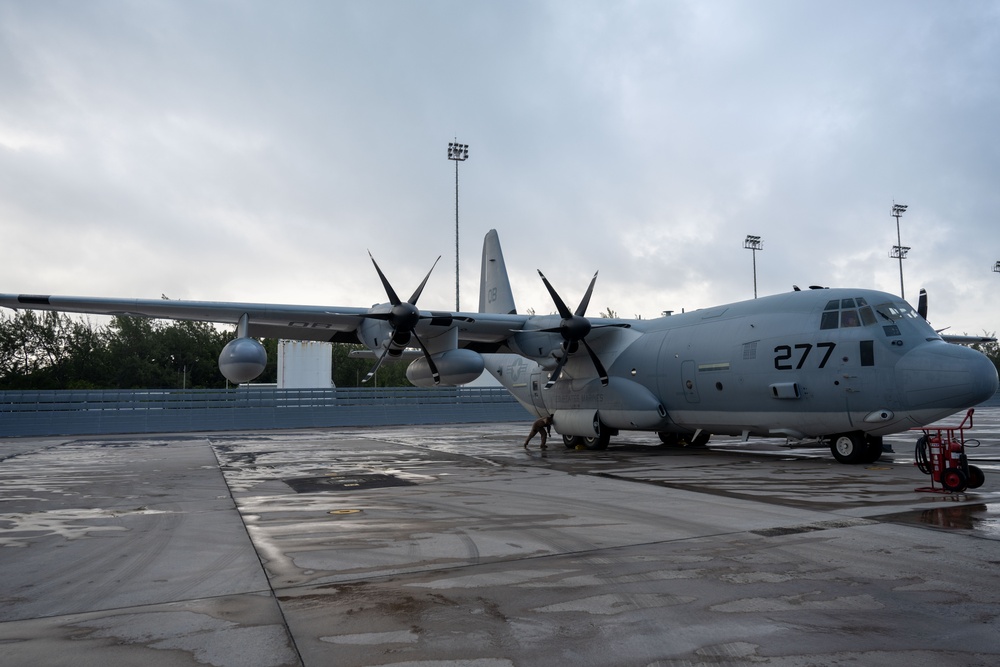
left=914, top=408, right=986, bottom=493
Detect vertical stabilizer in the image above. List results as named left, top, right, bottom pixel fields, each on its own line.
left=479, top=229, right=517, bottom=314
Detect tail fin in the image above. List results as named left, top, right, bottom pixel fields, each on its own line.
left=479, top=229, right=517, bottom=314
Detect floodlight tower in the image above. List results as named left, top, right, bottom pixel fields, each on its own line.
left=890, top=203, right=909, bottom=299
left=743, top=235, right=763, bottom=299
left=447, top=140, right=469, bottom=312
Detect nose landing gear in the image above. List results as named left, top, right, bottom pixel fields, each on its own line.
left=828, top=431, right=884, bottom=464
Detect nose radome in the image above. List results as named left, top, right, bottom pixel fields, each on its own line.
left=896, top=342, right=999, bottom=410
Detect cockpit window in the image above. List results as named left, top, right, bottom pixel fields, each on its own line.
left=820, top=297, right=876, bottom=330
left=874, top=302, right=919, bottom=322
left=873, top=301, right=920, bottom=337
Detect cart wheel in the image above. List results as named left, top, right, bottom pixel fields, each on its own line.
left=967, top=465, right=985, bottom=489
left=941, top=467, right=968, bottom=493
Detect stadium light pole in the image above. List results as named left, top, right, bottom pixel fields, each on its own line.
left=743, top=235, right=763, bottom=298
left=890, top=203, right=909, bottom=299
left=447, top=140, right=469, bottom=312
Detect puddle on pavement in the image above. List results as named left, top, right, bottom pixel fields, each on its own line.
left=875, top=503, right=1000, bottom=537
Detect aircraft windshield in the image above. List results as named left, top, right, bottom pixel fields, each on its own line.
left=819, top=296, right=877, bottom=330
left=874, top=302, right=919, bottom=323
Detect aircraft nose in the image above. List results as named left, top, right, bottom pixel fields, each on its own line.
left=896, top=342, right=999, bottom=410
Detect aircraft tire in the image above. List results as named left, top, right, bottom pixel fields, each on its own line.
left=830, top=432, right=867, bottom=464
left=967, top=465, right=985, bottom=489
left=658, top=432, right=682, bottom=447
left=941, top=467, right=968, bottom=493
left=690, top=431, right=711, bottom=447
left=563, top=435, right=583, bottom=449
left=862, top=436, right=883, bottom=463
left=583, top=431, right=611, bottom=451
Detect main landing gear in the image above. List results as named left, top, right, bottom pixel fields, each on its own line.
left=562, top=431, right=611, bottom=450
left=657, top=431, right=711, bottom=448
left=828, top=431, right=884, bottom=464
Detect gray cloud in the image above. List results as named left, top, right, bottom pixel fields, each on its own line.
left=1, top=0, right=997, bottom=334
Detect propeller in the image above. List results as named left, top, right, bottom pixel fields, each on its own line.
left=535, top=270, right=628, bottom=388
left=917, top=288, right=928, bottom=320
left=361, top=253, right=442, bottom=384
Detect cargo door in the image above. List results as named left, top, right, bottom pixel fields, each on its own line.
left=529, top=373, right=547, bottom=413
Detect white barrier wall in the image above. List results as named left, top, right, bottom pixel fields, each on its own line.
left=277, top=340, right=334, bottom=389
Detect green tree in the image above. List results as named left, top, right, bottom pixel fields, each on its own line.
left=0, top=311, right=107, bottom=389
left=1, top=309, right=416, bottom=389
left=330, top=343, right=413, bottom=387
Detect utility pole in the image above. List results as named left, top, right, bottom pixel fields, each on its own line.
left=447, top=141, right=469, bottom=311
left=890, top=203, right=909, bottom=299
left=743, top=235, right=763, bottom=298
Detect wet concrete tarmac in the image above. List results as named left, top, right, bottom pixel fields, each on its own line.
left=2, top=406, right=1000, bottom=666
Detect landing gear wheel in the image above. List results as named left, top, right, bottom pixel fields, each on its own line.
left=658, top=432, right=682, bottom=447
left=563, top=434, right=583, bottom=450
left=830, top=432, right=867, bottom=464
left=582, top=430, right=611, bottom=451
left=966, top=465, right=985, bottom=489
left=689, top=431, right=711, bottom=448
left=941, top=467, right=968, bottom=493
left=862, top=436, right=883, bottom=463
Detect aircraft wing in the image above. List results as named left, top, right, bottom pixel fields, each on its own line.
left=940, top=333, right=997, bottom=345
left=0, top=293, right=528, bottom=345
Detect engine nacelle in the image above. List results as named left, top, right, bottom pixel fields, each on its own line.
left=219, top=337, right=267, bottom=384
left=406, top=349, right=485, bottom=387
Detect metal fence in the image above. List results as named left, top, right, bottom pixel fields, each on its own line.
left=0, top=386, right=532, bottom=437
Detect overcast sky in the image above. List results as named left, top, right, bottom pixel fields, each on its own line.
left=2, top=1, right=998, bottom=335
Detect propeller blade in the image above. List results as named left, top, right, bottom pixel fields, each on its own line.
left=362, top=339, right=393, bottom=383
left=544, top=353, right=570, bottom=389
left=407, top=256, right=442, bottom=305
left=575, top=272, right=599, bottom=317
left=410, top=330, right=441, bottom=385
left=918, top=288, right=928, bottom=320
left=581, top=339, right=609, bottom=386
left=368, top=252, right=401, bottom=306
left=537, top=270, right=573, bottom=319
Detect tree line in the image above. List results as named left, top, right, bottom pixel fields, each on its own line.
left=0, top=311, right=411, bottom=390
left=1, top=309, right=997, bottom=391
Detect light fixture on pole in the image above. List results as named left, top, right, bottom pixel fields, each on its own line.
left=447, top=140, right=469, bottom=312
left=890, top=203, right=908, bottom=299
left=993, top=261, right=1000, bottom=274
left=743, top=235, right=763, bottom=298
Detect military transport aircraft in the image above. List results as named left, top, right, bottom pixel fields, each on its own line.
left=1, top=230, right=996, bottom=464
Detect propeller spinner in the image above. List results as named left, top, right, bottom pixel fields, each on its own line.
left=536, top=270, right=628, bottom=388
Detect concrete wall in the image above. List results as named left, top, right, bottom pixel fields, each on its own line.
left=0, top=387, right=532, bottom=437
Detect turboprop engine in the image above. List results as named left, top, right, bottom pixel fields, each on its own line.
left=406, top=349, right=485, bottom=387
left=218, top=337, right=267, bottom=384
